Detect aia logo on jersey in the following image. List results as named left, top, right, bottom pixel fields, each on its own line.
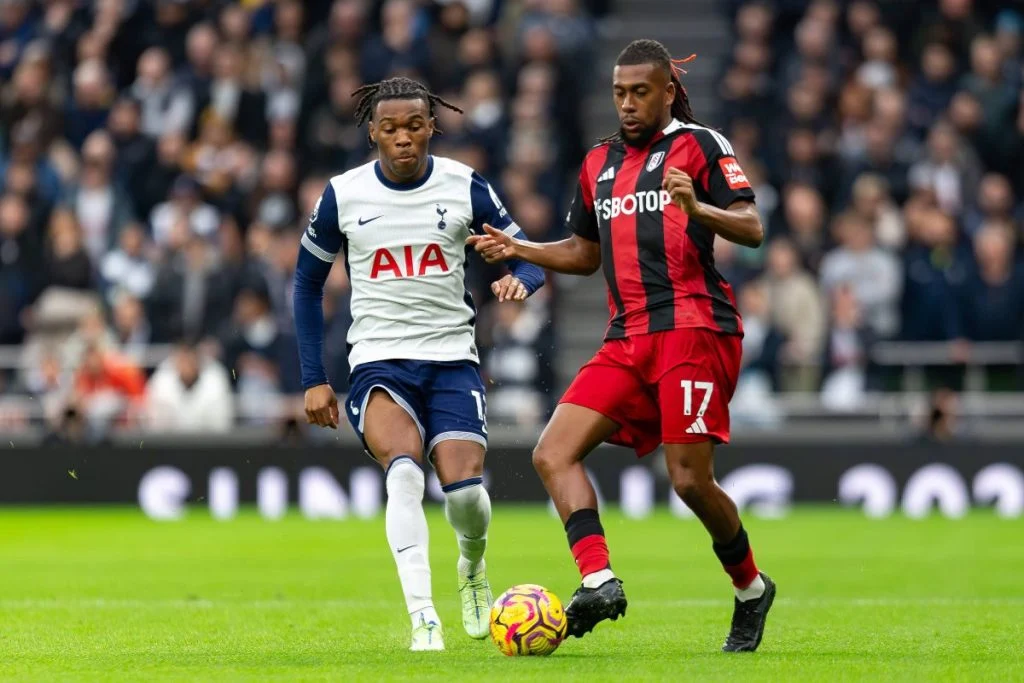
left=718, top=157, right=751, bottom=190
left=436, top=204, right=448, bottom=230
left=370, top=244, right=450, bottom=279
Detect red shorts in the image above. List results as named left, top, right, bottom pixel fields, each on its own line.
left=560, top=328, right=742, bottom=457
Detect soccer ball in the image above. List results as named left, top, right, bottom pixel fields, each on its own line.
left=489, top=584, right=568, bottom=656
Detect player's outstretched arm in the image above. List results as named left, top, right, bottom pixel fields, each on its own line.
left=293, top=182, right=345, bottom=429
left=467, top=225, right=602, bottom=276
left=466, top=171, right=549, bottom=296
left=663, top=168, right=764, bottom=248
left=293, top=249, right=340, bottom=429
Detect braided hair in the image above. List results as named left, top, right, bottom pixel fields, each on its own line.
left=352, top=77, right=463, bottom=141
left=600, top=39, right=710, bottom=144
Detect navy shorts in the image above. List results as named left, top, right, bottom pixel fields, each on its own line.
left=344, top=359, right=488, bottom=460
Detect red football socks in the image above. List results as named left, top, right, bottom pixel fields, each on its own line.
left=571, top=534, right=611, bottom=577
left=713, top=525, right=760, bottom=589
left=723, top=547, right=759, bottom=589
left=564, top=508, right=611, bottom=578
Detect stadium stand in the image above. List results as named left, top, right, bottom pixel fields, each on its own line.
left=710, top=0, right=1024, bottom=428
left=0, top=0, right=1022, bottom=444
left=0, top=0, right=614, bottom=440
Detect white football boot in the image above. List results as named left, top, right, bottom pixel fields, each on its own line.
left=410, top=612, right=445, bottom=651
left=458, top=563, right=493, bottom=639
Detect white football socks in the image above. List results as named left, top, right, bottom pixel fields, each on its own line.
left=385, top=457, right=438, bottom=627
left=443, top=478, right=491, bottom=575
left=736, top=574, right=766, bottom=602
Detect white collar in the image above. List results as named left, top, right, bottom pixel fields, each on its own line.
left=662, top=118, right=685, bottom=136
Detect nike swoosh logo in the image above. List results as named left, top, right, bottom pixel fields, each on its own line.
left=358, top=215, right=383, bottom=226
left=397, top=545, right=416, bottom=553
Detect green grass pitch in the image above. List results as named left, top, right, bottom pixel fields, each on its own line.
left=2, top=506, right=1021, bottom=681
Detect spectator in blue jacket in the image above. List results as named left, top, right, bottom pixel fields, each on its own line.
left=907, top=43, right=960, bottom=138
left=959, top=222, right=1024, bottom=341
left=900, top=208, right=969, bottom=342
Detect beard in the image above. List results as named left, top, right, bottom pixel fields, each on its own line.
left=620, top=122, right=660, bottom=148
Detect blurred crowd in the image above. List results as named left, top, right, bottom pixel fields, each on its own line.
left=0, top=0, right=608, bottom=438
left=4, top=0, right=1022, bottom=440
left=716, top=0, right=1024, bottom=413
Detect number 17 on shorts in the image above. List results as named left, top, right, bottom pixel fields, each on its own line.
left=659, top=367, right=732, bottom=445
left=681, top=380, right=714, bottom=434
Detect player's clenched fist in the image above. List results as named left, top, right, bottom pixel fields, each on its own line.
left=304, top=383, right=339, bottom=429
left=491, top=274, right=528, bottom=303
left=466, top=223, right=517, bottom=263
left=663, top=168, right=701, bottom=216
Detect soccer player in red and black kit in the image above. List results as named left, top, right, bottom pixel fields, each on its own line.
left=468, top=39, right=776, bottom=652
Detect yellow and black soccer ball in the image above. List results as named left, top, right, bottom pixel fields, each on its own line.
left=489, top=584, right=568, bottom=656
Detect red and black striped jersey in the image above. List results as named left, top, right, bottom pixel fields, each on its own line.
left=566, top=119, right=755, bottom=340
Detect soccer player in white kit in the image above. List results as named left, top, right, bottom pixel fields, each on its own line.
left=292, top=77, right=545, bottom=651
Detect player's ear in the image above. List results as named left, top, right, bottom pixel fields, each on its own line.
left=368, top=120, right=377, bottom=146
left=427, top=117, right=436, bottom=137
left=664, top=78, right=676, bottom=110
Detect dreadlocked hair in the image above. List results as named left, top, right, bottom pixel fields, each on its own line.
left=599, top=39, right=712, bottom=144
left=352, top=77, right=463, bottom=134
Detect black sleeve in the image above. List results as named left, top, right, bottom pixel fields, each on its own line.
left=566, top=176, right=599, bottom=242
left=691, top=129, right=757, bottom=210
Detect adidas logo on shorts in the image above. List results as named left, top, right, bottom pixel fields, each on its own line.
left=684, top=417, right=708, bottom=435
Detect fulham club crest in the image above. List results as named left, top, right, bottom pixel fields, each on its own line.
left=646, top=151, right=665, bottom=172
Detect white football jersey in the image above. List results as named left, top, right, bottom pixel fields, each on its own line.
left=300, top=156, right=521, bottom=369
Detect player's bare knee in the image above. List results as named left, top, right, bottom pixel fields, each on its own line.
left=367, top=425, right=424, bottom=467
left=376, top=449, right=424, bottom=471
left=433, top=441, right=485, bottom=485
left=668, top=463, right=713, bottom=505
left=665, top=442, right=715, bottom=501
left=436, top=457, right=483, bottom=484
left=672, top=475, right=703, bottom=506
left=363, top=391, right=423, bottom=465
left=531, top=444, right=556, bottom=477
left=369, top=433, right=423, bottom=464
